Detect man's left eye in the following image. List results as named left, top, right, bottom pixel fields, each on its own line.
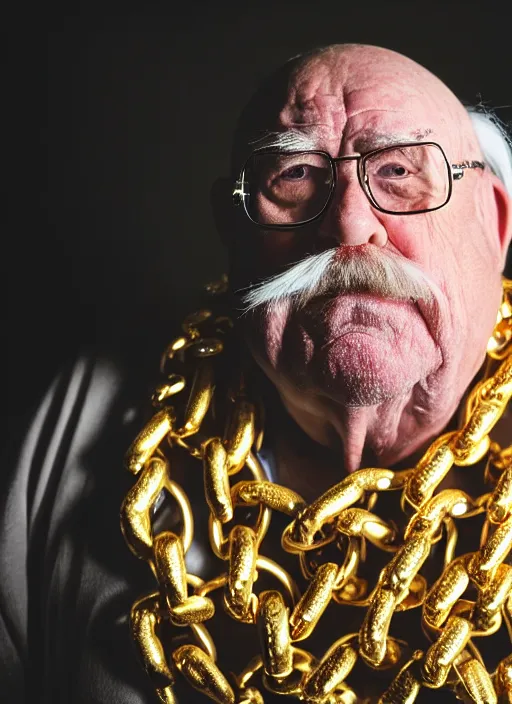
left=376, top=164, right=409, bottom=178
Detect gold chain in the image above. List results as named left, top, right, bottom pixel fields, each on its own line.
left=121, top=276, right=512, bottom=703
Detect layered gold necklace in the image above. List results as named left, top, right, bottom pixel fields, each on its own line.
left=121, top=277, right=512, bottom=703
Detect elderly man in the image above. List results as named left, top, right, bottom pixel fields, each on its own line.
left=2, top=44, right=511, bottom=703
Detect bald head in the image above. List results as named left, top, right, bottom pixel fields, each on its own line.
left=233, top=43, right=480, bottom=171
left=224, top=42, right=511, bottom=472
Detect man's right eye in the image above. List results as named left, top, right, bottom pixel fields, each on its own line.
left=280, top=164, right=309, bottom=180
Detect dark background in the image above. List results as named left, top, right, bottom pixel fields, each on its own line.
left=9, top=0, right=512, bottom=429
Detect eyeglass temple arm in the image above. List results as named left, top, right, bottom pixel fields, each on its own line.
left=451, top=160, right=486, bottom=181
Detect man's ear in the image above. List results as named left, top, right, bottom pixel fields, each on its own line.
left=211, top=177, right=235, bottom=247
left=489, top=172, right=512, bottom=269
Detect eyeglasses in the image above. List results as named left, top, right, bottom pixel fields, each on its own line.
left=232, top=141, right=485, bottom=228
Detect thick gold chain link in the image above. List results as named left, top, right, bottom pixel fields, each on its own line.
left=121, top=276, right=512, bottom=703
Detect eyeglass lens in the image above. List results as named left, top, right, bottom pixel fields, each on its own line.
left=243, top=144, right=450, bottom=225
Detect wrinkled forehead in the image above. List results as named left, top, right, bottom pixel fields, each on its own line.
left=233, top=46, right=470, bottom=169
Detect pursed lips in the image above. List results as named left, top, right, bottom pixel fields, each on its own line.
left=302, top=294, right=412, bottom=351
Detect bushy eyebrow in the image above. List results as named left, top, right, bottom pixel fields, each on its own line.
left=352, top=128, right=434, bottom=153
left=247, top=127, right=435, bottom=156
left=248, top=128, right=319, bottom=153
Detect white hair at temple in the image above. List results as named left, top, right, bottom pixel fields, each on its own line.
left=468, top=107, right=512, bottom=196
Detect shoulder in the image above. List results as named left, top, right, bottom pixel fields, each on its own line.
left=1, top=353, right=158, bottom=702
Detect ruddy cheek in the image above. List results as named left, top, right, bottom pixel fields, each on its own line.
left=279, top=322, right=315, bottom=380
left=257, top=301, right=292, bottom=369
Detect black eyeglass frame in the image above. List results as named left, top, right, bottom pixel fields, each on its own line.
left=232, top=141, right=486, bottom=229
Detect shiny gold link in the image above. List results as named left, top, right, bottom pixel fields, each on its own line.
left=332, top=576, right=368, bottom=606
left=155, top=687, right=178, bottom=704
left=191, top=623, right=217, bottom=662
left=121, top=456, right=171, bottom=559
left=302, top=637, right=358, bottom=702
left=121, top=459, right=194, bottom=562
left=333, top=536, right=361, bottom=589
left=289, top=562, right=338, bottom=641
left=255, top=555, right=301, bottom=605
left=203, top=437, right=233, bottom=523
left=495, top=653, right=512, bottom=700
left=452, top=436, right=491, bottom=468
left=473, top=563, right=512, bottom=632
left=261, top=647, right=315, bottom=697
left=196, top=556, right=300, bottom=618
left=468, top=515, right=512, bottom=587
left=153, top=531, right=188, bottom=606
left=281, top=522, right=337, bottom=554
left=360, top=535, right=430, bottom=666
left=404, top=489, right=473, bottom=540
left=190, top=337, right=224, bottom=358
left=125, top=408, right=174, bottom=475
left=208, top=516, right=230, bottom=560
left=405, top=432, right=456, bottom=507
left=422, top=616, right=472, bottom=688
left=493, top=445, right=512, bottom=472
left=172, top=644, right=235, bottom=704
left=246, top=451, right=268, bottom=481
left=224, top=400, right=256, bottom=474
left=209, top=452, right=272, bottom=559
left=224, top=525, right=258, bottom=622
left=130, top=593, right=175, bottom=685
left=326, top=685, right=361, bottom=704
left=159, top=335, right=191, bottom=372
left=285, top=468, right=395, bottom=549
left=488, top=467, right=512, bottom=524
left=447, top=598, right=502, bottom=638
left=480, top=354, right=512, bottom=402
left=152, top=374, right=186, bottom=407
left=486, top=444, right=512, bottom=490
left=380, top=534, right=431, bottom=596
left=396, top=574, right=428, bottom=611
left=236, top=654, right=265, bottom=690
left=169, top=597, right=216, bottom=627
left=504, top=593, right=512, bottom=642
left=359, top=587, right=396, bottom=667
left=152, top=536, right=215, bottom=627
left=182, top=309, right=213, bottom=336
left=209, top=499, right=271, bottom=561
left=177, top=361, right=214, bottom=438
left=335, top=507, right=397, bottom=550
left=378, top=650, right=423, bottom=704
left=237, top=687, right=265, bottom=704
left=257, top=590, right=293, bottom=679
left=456, top=657, right=498, bottom=704
left=423, top=556, right=470, bottom=629
left=167, top=480, right=194, bottom=554
left=488, top=280, right=512, bottom=359
left=232, top=480, right=306, bottom=517
left=443, top=517, right=458, bottom=567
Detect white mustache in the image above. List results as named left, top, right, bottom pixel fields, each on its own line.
left=240, top=246, right=441, bottom=312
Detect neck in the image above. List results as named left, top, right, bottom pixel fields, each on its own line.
left=258, top=361, right=511, bottom=502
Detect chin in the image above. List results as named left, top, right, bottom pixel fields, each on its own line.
left=313, top=328, right=442, bottom=407
left=265, top=297, right=442, bottom=407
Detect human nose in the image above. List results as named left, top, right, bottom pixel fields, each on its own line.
left=315, top=165, right=388, bottom=250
